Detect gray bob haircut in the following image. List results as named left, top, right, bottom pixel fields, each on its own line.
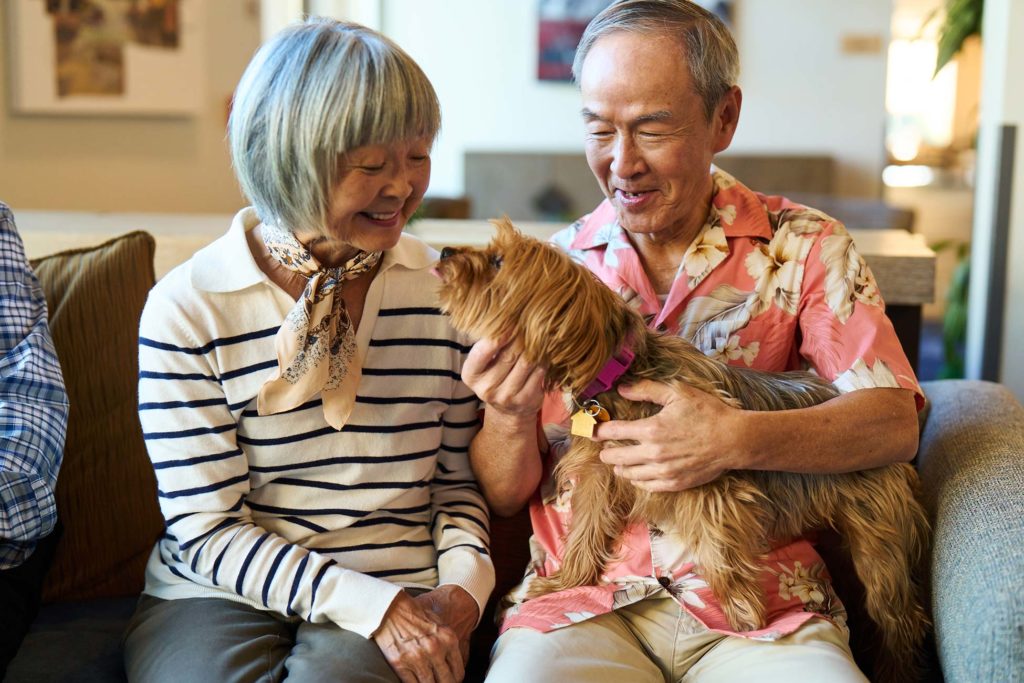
left=572, top=0, right=738, bottom=121
left=229, top=17, right=440, bottom=235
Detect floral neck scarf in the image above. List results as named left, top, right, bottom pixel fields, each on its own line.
left=256, top=224, right=381, bottom=429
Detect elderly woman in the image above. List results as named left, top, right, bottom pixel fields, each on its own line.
left=123, top=18, right=492, bottom=683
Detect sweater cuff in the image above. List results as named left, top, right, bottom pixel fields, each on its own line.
left=437, top=547, right=495, bottom=627
left=325, top=567, right=404, bottom=639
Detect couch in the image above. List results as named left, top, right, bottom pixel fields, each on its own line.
left=4, top=227, right=1024, bottom=682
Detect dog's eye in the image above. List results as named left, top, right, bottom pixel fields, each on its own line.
left=489, top=255, right=503, bottom=269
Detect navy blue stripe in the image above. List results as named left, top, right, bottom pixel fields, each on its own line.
left=145, top=423, right=234, bottom=441
left=159, top=473, right=249, bottom=499
left=263, top=545, right=290, bottom=607
left=318, top=539, right=434, bottom=553
left=440, top=443, right=469, bottom=454
left=153, top=448, right=243, bottom=471
left=236, top=532, right=271, bottom=595
left=377, top=307, right=441, bottom=316
left=221, top=359, right=277, bottom=382
left=139, top=370, right=218, bottom=381
left=139, top=397, right=228, bottom=411
left=438, top=510, right=488, bottom=532
left=287, top=554, right=310, bottom=617
left=436, top=462, right=454, bottom=474
left=308, top=561, right=335, bottom=615
left=442, top=418, right=479, bottom=429
left=179, top=517, right=239, bottom=552
left=211, top=529, right=242, bottom=587
left=362, top=368, right=461, bottom=380
left=350, top=516, right=425, bottom=529
left=364, top=566, right=434, bottom=579
left=248, top=501, right=371, bottom=518
left=167, top=564, right=189, bottom=580
left=438, top=543, right=489, bottom=556
left=280, top=516, right=327, bottom=534
left=242, top=399, right=321, bottom=418
left=432, top=477, right=480, bottom=487
left=237, top=419, right=441, bottom=446
left=249, top=449, right=436, bottom=474
left=228, top=397, right=253, bottom=412
left=272, top=478, right=429, bottom=492
left=140, top=327, right=278, bottom=355
left=369, top=338, right=470, bottom=352
left=382, top=503, right=431, bottom=515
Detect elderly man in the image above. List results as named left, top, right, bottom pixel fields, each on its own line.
left=0, top=203, right=69, bottom=678
left=464, top=1, right=921, bottom=681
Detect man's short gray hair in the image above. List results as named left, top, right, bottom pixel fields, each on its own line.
left=572, top=0, right=739, bottom=121
left=229, top=17, right=440, bottom=235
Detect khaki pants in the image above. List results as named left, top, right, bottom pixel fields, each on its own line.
left=486, top=592, right=868, bottom=683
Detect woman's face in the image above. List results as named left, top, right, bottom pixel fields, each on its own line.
left=303, top=136, right=432, bottom=265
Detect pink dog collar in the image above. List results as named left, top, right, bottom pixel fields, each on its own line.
left=580, top=339, right=635, bottom=400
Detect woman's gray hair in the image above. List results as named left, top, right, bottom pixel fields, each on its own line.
left=229, top=17, right=440, bottom=235
left=572, top=0, right=738, bottom=121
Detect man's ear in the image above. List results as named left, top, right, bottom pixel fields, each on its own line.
left=711, top=85, right=742, bottom=154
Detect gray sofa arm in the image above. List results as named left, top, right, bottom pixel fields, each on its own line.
left=917, top=379, right=1024, bottom=682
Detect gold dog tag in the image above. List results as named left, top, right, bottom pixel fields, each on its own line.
left=570, top=401, right=610, bottom=438
left=570, top=410, right=597, bottom=438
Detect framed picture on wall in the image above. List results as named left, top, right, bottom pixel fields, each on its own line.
left=4, top=0, right=205, bottom=116
left=537, top=0, right=610, bottom=82
left=537, top=0, right=734, bottom=82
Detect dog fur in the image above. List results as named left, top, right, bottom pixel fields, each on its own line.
left=435, top=218, right=931, bottom=682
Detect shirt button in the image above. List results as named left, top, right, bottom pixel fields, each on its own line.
left=657, top=576, right=672, bottom=588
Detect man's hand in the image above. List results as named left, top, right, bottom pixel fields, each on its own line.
left=593, top=380, right=745, bottom=492
left=372, top=590, right=465, bottom=683
left=461, top=338, right=545, bottom=419
left=413, top=585, right=479, bottom=665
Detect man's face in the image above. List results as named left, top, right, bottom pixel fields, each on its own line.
left=579, top=32, right=736, bottom=243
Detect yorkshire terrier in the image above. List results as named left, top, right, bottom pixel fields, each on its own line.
left=435, top=218, right=930, bottom=683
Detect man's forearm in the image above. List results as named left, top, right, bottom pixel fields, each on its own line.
left=739, top=387, right=919, bottom=473
left=469, top=410, right=543, bottom=516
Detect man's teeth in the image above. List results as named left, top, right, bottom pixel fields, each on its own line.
left=622, top=191, right=642, bottom=198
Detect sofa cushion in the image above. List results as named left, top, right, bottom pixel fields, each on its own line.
left=29, top=232, right=163, bottom=603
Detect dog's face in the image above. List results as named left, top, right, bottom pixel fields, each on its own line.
left=435, top=217, right=634, bottom=393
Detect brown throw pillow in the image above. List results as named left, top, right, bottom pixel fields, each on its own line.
left=30, top=231, right=163, bottom=603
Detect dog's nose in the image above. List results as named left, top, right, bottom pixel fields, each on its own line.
left=440, top=247, right=457, bottom=260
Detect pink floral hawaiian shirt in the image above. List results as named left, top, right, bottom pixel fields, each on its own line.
left=497, top=169, right=923, bottom=640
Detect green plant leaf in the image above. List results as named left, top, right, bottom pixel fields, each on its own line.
left=935, top=0, right=984, bottom=76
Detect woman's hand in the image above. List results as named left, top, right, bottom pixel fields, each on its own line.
left=413, top=585, right=479, bottom=665
left=593, top=380, right=744, bottom=491
left=461, top=338, right=545, bottom=419
left=372, top=590, right=466, bottom=683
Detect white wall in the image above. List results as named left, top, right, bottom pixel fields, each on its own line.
left=0, top=0, right=260, bottom=214
left=382, top=0, right=892, bottom=199
left=966, top=0, right=1024, bottom=401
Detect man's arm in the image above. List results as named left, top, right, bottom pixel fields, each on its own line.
left=594, top=381, right=918, bottom=492
left=462, top=339, right=546, bottom=517
left=0, top=205, right=69, bottom=564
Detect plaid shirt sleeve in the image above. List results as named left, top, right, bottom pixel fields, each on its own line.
left=0, top=203, right=69, bottom=570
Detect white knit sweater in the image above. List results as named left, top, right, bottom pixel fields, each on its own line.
left=137, top=209, right=493, bottom=638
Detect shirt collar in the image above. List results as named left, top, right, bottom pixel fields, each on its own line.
left=569, top=168, right=774, bottom=253
left=190, top=207, right=437, bottom=293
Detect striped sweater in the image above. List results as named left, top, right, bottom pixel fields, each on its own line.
left=137, top=209, right=493, bottom=639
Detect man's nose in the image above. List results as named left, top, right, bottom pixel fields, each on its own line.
left=440, top=247, right=457, bottom=260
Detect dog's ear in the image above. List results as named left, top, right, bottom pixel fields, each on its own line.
left=489, top=216, right=519, bottom=246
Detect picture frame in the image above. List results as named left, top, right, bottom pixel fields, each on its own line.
left=4, top=0, right=204, bottom=116
left=536, top=0, right=734, bottom=83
